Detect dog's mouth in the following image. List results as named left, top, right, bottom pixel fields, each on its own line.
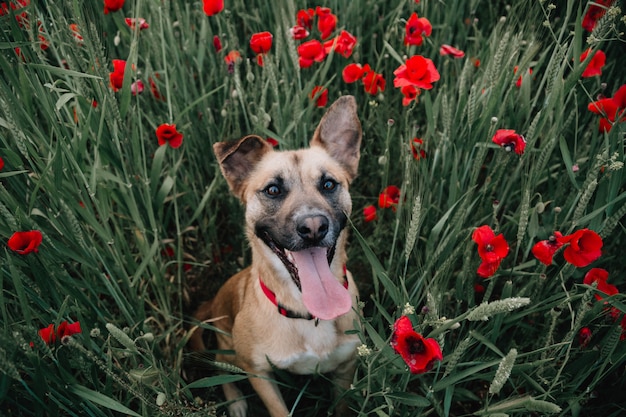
left=260, top=231, right=352, bottom=320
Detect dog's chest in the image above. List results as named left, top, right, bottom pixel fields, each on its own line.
left=267, top=323, right=359, bottom=375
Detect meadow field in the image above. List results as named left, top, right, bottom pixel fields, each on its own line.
left=1, top=0, right=625, bottom=415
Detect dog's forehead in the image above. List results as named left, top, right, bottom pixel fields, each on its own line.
left=252, top=147, right=347, bottom=186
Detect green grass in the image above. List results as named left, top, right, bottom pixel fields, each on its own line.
left=0, top=0, right=625, bottom=416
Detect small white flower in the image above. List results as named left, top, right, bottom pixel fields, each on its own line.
left=357, top=344, right=372, bottom=357
left=402, top=303, right=415, bottom=315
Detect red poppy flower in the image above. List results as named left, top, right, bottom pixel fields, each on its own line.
left=514, top=66, right=533, bottom=88
left=324, top=30, right=357, bottom=58
left=124, top=17, right=149, bottom=30
left=393, top=55, right=440, bottom=90
left=266, top=137, right=279, bottom=147
left=202, top=0, right=223, bottom=16
left=8, top=1, right=29, bottom=27
left=69, top=23, right=83, bottom=44
left=38, top=324, right=56, bottom=344
left=296, top=8, right=315, bottom=30
left=149, top=74, right=164, bottom=101
left=310, top=86, right=328, bottom=107
left=404, top=12, right=432, bottom=46
left=440, top=44, right=465, bottom=58
left=588, top=97, right=618, bottom=133
left=472, top=225, right=509, bottom=278
left=531, top=232, right=564, bottom=265
left=0, top=0, right=28, bottom=13
left=290, top=25, right=309, bottom=40
left=579, top=327, right=592, bottom=347
left=297, top=39, right=326, bottom=68
left=362, top=67, right=385, bottom=95
left=401, top=85, right=420, bottom=106
left=342, top=63, right=364, bottom=83
left=213, top=35, right=222, bottom=52
left=103, top=0, right=124, bottom=14
left=582, top=0, right=614, bottom=32
left=57, top=321, right=82, bottom=339
left=14, top=47, right=25, bottom=62
left=37, top=36, right=49, bottom=52
left=474, top=283, right=485, bottom=294
left=8, top=230, right=43, bottom=255
left=161, top=247, right=175, bottom=257
left=224, top=50, right=242, bottom=66
left=557, top=228, right=602, bottom=267
left=37, top=321, right=81, bottom=345
left=156, top=123, right=184, bottom=149
left=587, top=84, right=626, bottom=133
left=410, top=138, right=426, bottom=160
left=378, top=185, right=401, bottom=210
left=473, top=225, right=509, bottom=260
left=315, top=6, right=337, bottom=40
left=390, top=316, right=443, bottom=374
left=131, top=80, right=144, bottom=96
left=250, top=31, right=273, bottom=55
left=5, top=0, right=29, bottom=27
left=580, top=49, right=605, bottom=78
left=476, top=258, right=504, bottom=279
left=363, top=205, right=377, bottom=222
left=109, top=59, right=127, bottom=92
left=583, top=268, right=618, bottom=301
left=491, top=129, right=526, bottom=155
left=0, top=157, right=4, bottom=171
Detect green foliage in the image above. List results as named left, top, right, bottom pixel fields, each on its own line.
left=0, top=0, right=625, bottom=416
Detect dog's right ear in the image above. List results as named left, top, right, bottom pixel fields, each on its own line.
left=310, top=95, right=362, bottom=181
left=213, top=135, right=273, bottom=200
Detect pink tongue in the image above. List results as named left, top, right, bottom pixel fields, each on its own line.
left=291, top=248, right=352, bottom=320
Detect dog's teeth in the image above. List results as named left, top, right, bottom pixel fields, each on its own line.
left=286, top=251, right=294, bottom=263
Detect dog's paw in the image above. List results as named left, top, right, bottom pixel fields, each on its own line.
left=227, top=399, right=248, bottom=417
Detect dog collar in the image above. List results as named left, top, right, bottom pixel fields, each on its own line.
left=259, top=266, right=348, bottom=321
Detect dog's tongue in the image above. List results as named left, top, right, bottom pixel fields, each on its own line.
left=290, top=247, right=352, bottom=320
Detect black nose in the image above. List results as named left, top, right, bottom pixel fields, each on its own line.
left=296, top=215, right=329, bottom=244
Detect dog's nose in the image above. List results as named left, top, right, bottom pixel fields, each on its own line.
left=296, top=215, right=329, bottom=244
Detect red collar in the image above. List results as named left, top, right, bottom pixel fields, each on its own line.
left=259, top=266, right=348, bottom=321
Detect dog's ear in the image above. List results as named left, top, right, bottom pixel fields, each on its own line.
left=213, top=135, right=273, bottom=199
left=311, top=95, right=362, bottom=180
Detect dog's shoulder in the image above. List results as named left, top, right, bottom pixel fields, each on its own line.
left=211, top=267, right=254, bottom=326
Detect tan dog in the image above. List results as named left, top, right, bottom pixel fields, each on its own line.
left=189, top=96, right=362, bottom=417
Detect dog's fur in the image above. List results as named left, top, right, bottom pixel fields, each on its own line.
left=189, top=96, right=362, bottom=417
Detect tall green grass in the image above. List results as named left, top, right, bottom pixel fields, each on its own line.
left=0, top=0, right=625, bottom=416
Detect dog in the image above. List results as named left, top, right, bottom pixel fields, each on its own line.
left=189, top=95, right=362, bottom=417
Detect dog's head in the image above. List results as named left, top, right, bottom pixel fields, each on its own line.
left=213, top=96, right=361, bottom=320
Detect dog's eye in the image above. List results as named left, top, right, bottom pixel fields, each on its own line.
left=322, top=179, right=337, bottom=192
left=264, top=184, right=282, bottom=197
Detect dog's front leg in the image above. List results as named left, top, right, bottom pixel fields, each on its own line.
left=222, top=380, right=248, bottom=417
left=247, top=371, right=290, bottom=417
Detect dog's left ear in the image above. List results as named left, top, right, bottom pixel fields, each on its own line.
left=311, top=95, right=362, bottom=180
left=213, top=135, right=273, bottom=200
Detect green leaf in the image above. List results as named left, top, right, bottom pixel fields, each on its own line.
left=386, top=391, right=430, bottom=407
left=69, top=385, right=141, bottom=417
left=559, top=135, right=579, bottom=189
left=184, top=374, right=248, bottom=390
left=28, top=64, right=102, bottom=79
